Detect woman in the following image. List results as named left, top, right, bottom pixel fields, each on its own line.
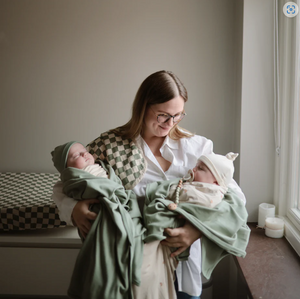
left=53, top=70, right=246, bottom=298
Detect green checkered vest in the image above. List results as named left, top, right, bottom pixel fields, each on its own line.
left=87, top=131, right=146, bottom=190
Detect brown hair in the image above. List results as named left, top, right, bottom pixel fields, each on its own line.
left=111, top=70, right=194, bottom=140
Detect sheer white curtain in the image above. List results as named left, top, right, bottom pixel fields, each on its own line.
left=274, top=0, right=300, bottom=255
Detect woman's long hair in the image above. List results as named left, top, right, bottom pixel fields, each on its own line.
left=111, top=70, right=194, bottom=140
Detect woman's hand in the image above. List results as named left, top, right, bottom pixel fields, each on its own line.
left=72, top=199, right=100, bottom=238
left=160, top=220, right=202, bottom=258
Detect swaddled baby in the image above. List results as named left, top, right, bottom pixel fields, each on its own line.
left=52, top=141, right=108, bottom=178
left=167, top=152, right=238, bottom=208
left=52, top=141, right=146, bottom=299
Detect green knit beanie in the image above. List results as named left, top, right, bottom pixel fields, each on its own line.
left=51, top=141, right=78, bottom=173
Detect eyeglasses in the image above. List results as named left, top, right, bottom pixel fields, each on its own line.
left=150, top=107, right=187, bottom=124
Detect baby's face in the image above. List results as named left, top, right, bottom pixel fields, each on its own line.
left=193, top=161, right=218, bottom=184
left=66, top=143, right=95, bottom=169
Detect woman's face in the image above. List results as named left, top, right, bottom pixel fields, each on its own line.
left=142, top=96, right=185, bottom=139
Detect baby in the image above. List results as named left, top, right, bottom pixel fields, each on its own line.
left=51, top=141, right=108, bottom=179
left=142, top=151, right=250, bottom=282
left=167, top=152, right=238, bottom=209
left=52, top=141, right=146, bottom=299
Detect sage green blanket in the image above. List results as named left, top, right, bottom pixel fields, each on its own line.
left=64, top=165, right=250, bottom=298
left=63, top=162, right=145, bottom=299
left=143, top=178, right=251, bottom=279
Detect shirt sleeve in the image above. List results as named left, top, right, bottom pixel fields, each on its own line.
left=184, top=134, right=214, bottom=165
left=52, top=181, right=77, bottom=225
left=228, top=179, right=246, bottom=205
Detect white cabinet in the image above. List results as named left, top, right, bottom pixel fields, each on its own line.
left=0, top=227, right=81, bottom=296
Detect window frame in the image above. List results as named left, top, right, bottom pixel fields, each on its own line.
left=274, top=0, right=300, bottom=256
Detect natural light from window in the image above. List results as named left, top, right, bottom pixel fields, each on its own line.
left=274, top=0, right=300, bottom=256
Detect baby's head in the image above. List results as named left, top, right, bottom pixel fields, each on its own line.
left=192, top=152, right=238, bottom=188
left=51, top=141, right=95, bottom=173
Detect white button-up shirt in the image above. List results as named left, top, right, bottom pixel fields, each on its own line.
left=135, top=135, right=208, bottom=296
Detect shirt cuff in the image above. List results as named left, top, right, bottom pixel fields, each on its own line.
left=60, top=197, right=77, bottom=226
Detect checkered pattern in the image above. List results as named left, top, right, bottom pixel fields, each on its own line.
left=0, top=172, right=66, bottom=231
left=87, top=131, right=146, bottom=190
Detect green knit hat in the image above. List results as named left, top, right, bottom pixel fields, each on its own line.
left=51, top=141, right=78, bottom=173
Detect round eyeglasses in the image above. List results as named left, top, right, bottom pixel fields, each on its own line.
left=151, top=107, right=187, bottom=124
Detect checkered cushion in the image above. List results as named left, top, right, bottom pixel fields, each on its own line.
left=0, top=172, right=66, bottom=231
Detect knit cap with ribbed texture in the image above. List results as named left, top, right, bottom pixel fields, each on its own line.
left=51, top=141, right=79, bottom=173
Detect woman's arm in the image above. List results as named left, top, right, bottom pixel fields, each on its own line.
left=161, top=221, right=202, bottom=257
left=52, top=181, right=99, bottom=238
left=161, top=183, right=246, bottom=257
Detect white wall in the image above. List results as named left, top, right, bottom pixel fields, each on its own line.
left=239, top=0, right=275, bottom=221
left=0, top=0, right=241, bottom=173
left=0, top=0, right=276, bottom=223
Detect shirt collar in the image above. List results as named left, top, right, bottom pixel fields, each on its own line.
left=137, top=134, right=179, bottom=150
left=161, top=135, right=179, bottom=150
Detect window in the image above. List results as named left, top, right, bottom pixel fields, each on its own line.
left=274, top=0, right=300, bottom=255
left=286, top=90, right=300, bottom=232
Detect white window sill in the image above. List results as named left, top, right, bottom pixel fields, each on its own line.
left=283, top=216, right=300, bottom=257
